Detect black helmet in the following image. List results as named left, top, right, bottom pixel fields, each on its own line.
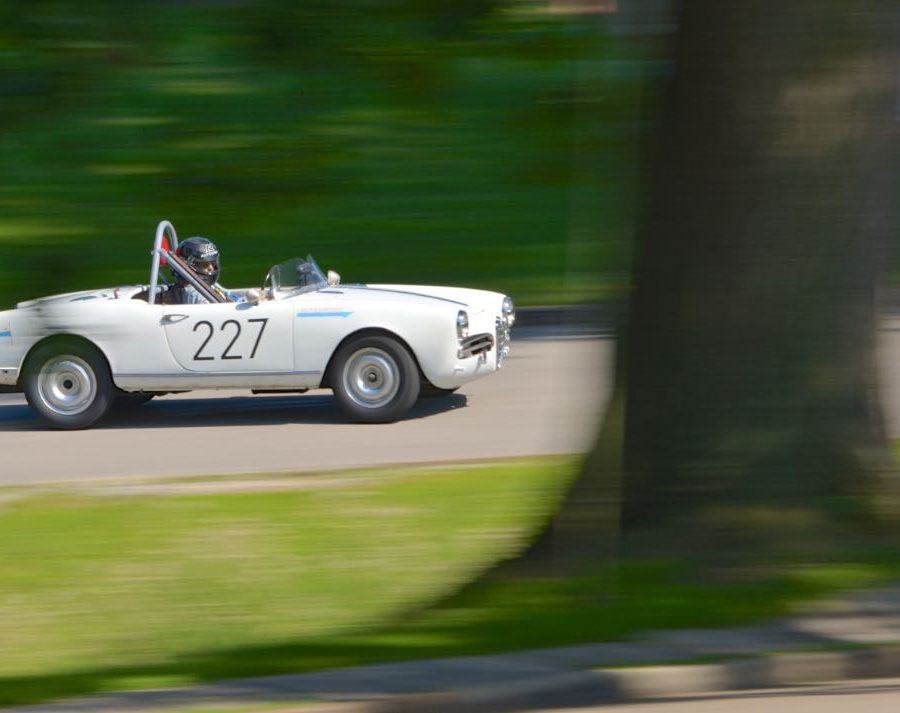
left=175, top=237, right=220, bottom=286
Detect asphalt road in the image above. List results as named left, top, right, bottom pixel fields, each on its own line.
left=0, top=335, right=610, bottom=485
left=560, top=678, right=900, bottom=712
left=4, top=316, right=900, bottom=488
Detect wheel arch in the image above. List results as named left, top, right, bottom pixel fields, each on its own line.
left=18, top=334, right=111, bottom=386
left=321, top=327, right=422, bottom=389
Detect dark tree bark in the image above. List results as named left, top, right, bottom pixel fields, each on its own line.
left=623, top=1, right=900, bottom=519
left=525, top=0, right=900, bottom=570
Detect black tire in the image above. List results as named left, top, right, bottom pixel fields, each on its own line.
left=23, top=340, right=115, bottom=430
left=331, top=334, right=420, bottom=422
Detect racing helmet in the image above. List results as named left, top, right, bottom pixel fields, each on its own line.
left=175, top=237, right=220, bottom=286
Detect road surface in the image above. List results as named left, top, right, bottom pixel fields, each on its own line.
left=0, top=336, right=610, bottom=485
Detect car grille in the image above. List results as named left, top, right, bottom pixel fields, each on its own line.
left=458, top=333, right=494, bottom=359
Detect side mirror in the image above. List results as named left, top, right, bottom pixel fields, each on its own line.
left=245, top=288, right=262, bottom=304
left=327, top=270, right=341, bottom=286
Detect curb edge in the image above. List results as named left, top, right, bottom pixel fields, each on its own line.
left=364, top=646, right=900, bottom=712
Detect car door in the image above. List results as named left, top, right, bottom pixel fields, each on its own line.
left=161, top=300, right=293, bottom=373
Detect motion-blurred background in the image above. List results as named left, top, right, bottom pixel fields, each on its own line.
left=0, top=0, right=635, bottom=307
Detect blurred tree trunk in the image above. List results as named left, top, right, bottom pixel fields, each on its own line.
left=528, top=0, right=900, bottom=569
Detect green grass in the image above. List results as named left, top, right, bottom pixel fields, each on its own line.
left=0, top=457, right=573, bottom=705
left=4, top=456, right=900, bottom=706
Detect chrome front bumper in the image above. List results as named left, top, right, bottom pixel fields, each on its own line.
left=495, top=315, right=512, bottom=367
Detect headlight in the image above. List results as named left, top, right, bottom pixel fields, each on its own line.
left=502, top=296, right=515, bottom=326
left=456, top=310, right=469, bottom=340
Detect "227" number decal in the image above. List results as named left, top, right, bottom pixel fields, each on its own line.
left=192, top=318, right=269, bottom=361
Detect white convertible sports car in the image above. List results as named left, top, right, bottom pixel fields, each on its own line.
left=0, top=221, right=514, bottom=429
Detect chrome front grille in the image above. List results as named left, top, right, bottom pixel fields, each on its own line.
left=458, top=333, right=494, bottom=359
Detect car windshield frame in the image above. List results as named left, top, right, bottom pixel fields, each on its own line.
left=266, top=255, right=328, bottom=298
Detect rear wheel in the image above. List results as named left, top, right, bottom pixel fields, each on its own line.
left=24, top=341, right=114, bottom=429
left=331, top=335, right=420, bottom=422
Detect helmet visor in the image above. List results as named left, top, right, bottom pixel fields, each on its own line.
left=190, top=257, right=220, bottom=284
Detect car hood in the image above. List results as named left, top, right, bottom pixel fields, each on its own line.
left=332, top=284, right=502, bottom=312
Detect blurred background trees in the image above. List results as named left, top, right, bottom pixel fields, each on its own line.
left=0, top=0, right=636, bottom=307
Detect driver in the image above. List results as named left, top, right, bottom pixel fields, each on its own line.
left=170, top=236, right=236, bottom=304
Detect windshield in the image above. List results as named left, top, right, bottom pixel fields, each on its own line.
left=266, top=255, right=327, bottom=298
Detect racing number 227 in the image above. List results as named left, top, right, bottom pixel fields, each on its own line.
left=193, top=318, right=269, bottom=361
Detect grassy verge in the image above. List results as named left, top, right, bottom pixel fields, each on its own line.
left=3, top=456, right=900, bottom=706
left=0, top=457, right=573, bottom=705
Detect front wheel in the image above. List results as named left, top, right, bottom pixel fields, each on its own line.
left=331, top=335, right=420, bottom=423
left=24, top=341, right=115, bottom=429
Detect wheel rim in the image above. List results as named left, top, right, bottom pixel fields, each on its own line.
left=341, top=347, right=400, bottom=409
left=36, top=355, right=98, bottom=416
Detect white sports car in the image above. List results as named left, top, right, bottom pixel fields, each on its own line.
left=0, top=221, right=514, bottom=429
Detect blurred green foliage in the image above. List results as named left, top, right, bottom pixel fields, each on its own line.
left=0, top=0, right=641, bottom=307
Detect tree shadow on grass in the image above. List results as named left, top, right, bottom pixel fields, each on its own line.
left=0, top=559, right=852, bottom=707
left=0, top=630, right=536, bottom=707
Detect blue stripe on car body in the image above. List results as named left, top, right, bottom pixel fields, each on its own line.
left=296, top=311, right=353, bottom=318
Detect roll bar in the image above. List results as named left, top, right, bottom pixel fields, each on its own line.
left=147, top=220, right=227, bottom=305
left=148, top=220, right=178, bottom=306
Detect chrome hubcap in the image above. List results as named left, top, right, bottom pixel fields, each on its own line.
left=36, top=355, right=97, bottom=416
left=342, top=348, right=400, bottom=409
